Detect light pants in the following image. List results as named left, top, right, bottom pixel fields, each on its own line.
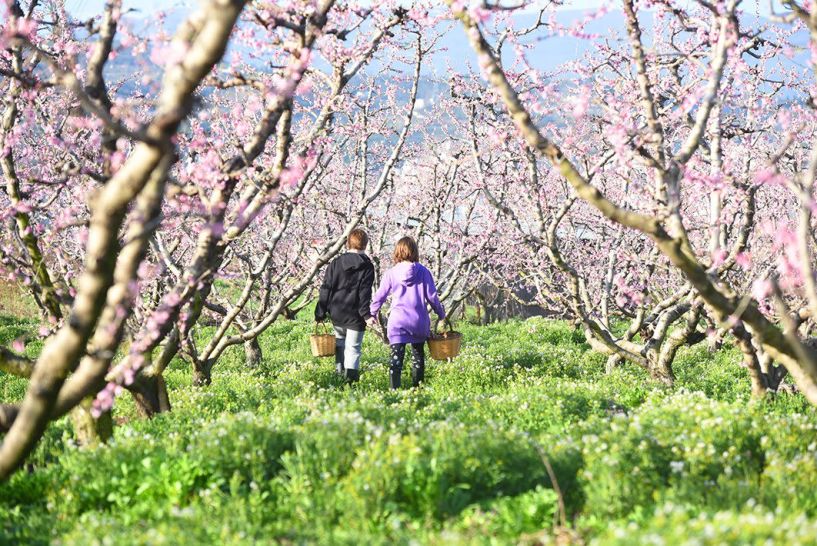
left=333, top=326, right=364, bottom=372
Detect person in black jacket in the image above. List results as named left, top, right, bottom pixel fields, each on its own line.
left=315, top=229, right=375, bottom=383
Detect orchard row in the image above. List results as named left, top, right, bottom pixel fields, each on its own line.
left=1, top=0, right=816, bottom=479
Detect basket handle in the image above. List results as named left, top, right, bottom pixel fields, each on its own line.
left=314, top=321, right=333, bottom=336
left=433, top=317, right=454, bottom=334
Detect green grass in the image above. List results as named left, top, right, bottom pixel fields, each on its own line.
left=0, top=281, right=39, bottom=320
left=1, top=315, right=817, bottom=544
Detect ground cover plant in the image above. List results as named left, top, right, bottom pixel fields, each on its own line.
left=5, top=0, right=817, bottom=543
left=2, top=313, right=816, bottom=545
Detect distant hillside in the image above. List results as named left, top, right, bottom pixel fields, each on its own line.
left=99, top=5, right=809, bottom=93
left=83, top=3, right=810, bottom=144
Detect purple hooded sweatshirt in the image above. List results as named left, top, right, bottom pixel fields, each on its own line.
left=370, top=262, right=446, bottom=344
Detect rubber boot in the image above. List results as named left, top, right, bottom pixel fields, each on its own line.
left=412, top=364, right=424, bottom=387
left=335, top=344, right=345, bottom=375
left=410, top=343, right=425, bottom=387
left=389, top=366, right=402, bottom=390
left=345, top=368, right=360, bottom=384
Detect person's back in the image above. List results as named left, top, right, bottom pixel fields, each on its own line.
left=320, top=252, right=373, bottom=330
left=376, top=261, right=442, bottom=345
left=370, top=237, right=445, bottom=389
left=315, top=229, right=374, bottom=383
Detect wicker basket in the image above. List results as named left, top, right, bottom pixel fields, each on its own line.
left=310, top=323, right=336, bottom=357
left=427, top=319, right=462, bottom=361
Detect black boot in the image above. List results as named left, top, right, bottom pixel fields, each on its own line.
left=335, top=344, right=345, bottom=375
left=345, top=368, right=360, bottom=384
left=411, top=364, right=424, bottom=387
left=389, top=366, right=402, bottom=389
left=410, top=343, right=425, bottom=387
left=389, top=343, right=406, bottom=390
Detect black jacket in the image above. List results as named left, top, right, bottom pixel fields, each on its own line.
left=315, top=252, right=375, bottom=330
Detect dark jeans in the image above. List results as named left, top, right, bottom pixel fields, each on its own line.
left=390, top=342, right=425, bottom=389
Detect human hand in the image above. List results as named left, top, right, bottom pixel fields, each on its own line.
left=366, top=317, right=379, bottom=329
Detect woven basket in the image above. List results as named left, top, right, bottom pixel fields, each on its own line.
left=427, top=319, right=462, bottom=361
left=310, top=323, right=335, bottom=357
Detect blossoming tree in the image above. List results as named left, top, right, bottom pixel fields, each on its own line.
left=450, top=0, right=817, bottom=402
left=4, top=0, right=817, bottom=482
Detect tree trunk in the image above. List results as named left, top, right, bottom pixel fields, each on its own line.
left=605, top=354, right=622, bottom=374
left=707, top=327, right=726, bottom=352
left=648, top=361, right=675, bottom=386
left=749, top=337, right=787, bottom=391
left=244, top=338, right=262, bottom=368
left=474, top=293, right=484, bottom=325
left=70, top=399, right=112, bottom=447
left=129, top=374, right=171, bottom=418
left=735, top=325, right=769, bottom=398
left=192, top=360, right=212, bottom=387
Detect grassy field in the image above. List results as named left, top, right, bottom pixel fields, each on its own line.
left=0, top=281, right=38, bottom=320
left=2, top=313, right=817, bottom=545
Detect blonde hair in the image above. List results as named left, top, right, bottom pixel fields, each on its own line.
left=393, top=236, right=419, bottom=263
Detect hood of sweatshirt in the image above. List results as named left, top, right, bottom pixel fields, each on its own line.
left=339, top=252, right=371, bottom=272
left=392, top=261, right=422, bottom=287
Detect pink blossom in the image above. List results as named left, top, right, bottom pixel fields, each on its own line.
left=570, top=86, right=591, bottom=119
left=150, top=40, right=190, bottom=67
left=469, top=7, right=491, bottom=23
left=753, top=167, right=784, bottom=186
left=735, top=252, right=752, bottom=270
left=752, top=278, right=772, bottom=301
left=711, top=248, right=727, bottom=268
left=449, top=0, right=467, bottom=15
left=408, top=8, right=432, bottom=25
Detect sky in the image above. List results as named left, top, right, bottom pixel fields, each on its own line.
left=62, top=0, right=804, bottom=79
left=65, top=0, right=786, bottom=19
left=66, top=0, right=186, bottom=19
left=66, top=0, right=619, bottom=19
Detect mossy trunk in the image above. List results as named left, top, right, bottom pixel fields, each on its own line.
left=244, top=338, right=262, bottom=368
left=734, top=325, right=770, bottom=398
left=648, top=362, right=675, bottom=387
left=192, top=360, right=213, bottom=387
left=605, top=354, right=623, bottom=374
left=70, top=399, right=112, bottom=447
left=129, top=374, right=171, bottom=418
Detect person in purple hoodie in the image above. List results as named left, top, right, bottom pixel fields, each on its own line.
left=368, top=236, right=446, bottom=389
